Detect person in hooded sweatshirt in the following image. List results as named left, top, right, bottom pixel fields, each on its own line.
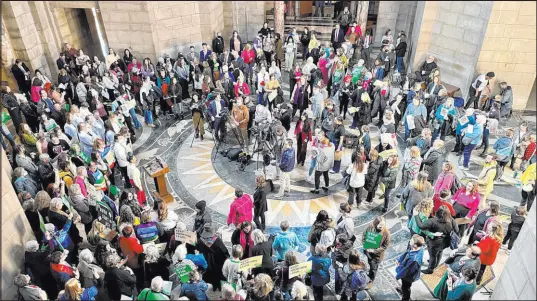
left=272, top=220, right=300, bottom=262
left=395, top=235, right=425, bottom=301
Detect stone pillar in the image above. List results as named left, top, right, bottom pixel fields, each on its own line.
left=374, top=1, right=400, bottom=46
left=356, top=1, right=369, bottom=35
left=491, top=204, right=536, bottom=300
left=1, top=149, right=36, bottom=300
left=274, top=1, right=285, bottom=35
left=295, top=1, right=300, bottom=17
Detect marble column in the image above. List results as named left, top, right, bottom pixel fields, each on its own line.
left=356, top=1, right=369, bottom=35
left=274, top=1, right=285, bottom=35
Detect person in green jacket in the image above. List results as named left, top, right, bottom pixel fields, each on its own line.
left=408, top=199, right=435, bottom=240
left=445, top=266, right=477, bottom=301
left=138, top=276, right=170, bottom=300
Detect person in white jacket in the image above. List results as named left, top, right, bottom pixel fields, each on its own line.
left=336, top=203, right=356, bottom=242
left=346, top=154, right=368, bottom=206
left=114, top=134, right=132, bottom=188
left=311, top=137, right=335, bottom=194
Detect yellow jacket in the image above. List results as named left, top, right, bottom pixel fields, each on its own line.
left=477, top=161, right=497, bottom=194
left=521, top=163, right=536, bottom=185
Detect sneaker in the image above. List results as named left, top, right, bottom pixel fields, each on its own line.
left=421, top=269, right=434, bottom=274
left=461, top=166, right=469, bottom=171
left=310, top=189, right=320, bottom=194
left=500, top=244, right=508, bottom=250
left=382, top=207, right=387, bottom=213
left=395, top=287, right=403, bottom=295
left=321, top=186, right=329, bottom=192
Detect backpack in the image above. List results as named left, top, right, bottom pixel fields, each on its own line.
left=348, top=269, right=369, bottom=292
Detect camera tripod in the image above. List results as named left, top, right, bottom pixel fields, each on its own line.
left=251, top=126, right=277, bottom=174
left=211, top=115, right=244, bottom=163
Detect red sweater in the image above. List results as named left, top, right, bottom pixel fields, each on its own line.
left=119, top=236, right=143, bottom=269
left=432, top=194, right=456, bottom=217
left=476, top=236, right=501, bottom=266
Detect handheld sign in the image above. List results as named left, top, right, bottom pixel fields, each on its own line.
left=363, top=231, right=382, bottom=250
left=38, top=211, right=46, bottom=234
left=239, top=255, right=263, bottom=272
left=288, top=261, right=312, bottom=279
left=175, top=229, right=197, bottom=245
left=97, top=200, right=115, bottom=230
left=162, top=281, right=173, bottom=296
left=458, top=115, right=469, bottom=126
left=174, top=264, right=193, bottom=284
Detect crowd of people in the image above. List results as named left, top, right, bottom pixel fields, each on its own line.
left=2, top=2, right=536, bottom=300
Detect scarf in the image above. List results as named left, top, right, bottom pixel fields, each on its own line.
left=239, top=231, right=253, bottom=257
left=51, top=263, right=74, bottom=277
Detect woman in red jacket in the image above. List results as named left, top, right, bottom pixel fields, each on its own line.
left=241, top=44, right=256, bottom=84
left=475, top=220, right=503, bottom=285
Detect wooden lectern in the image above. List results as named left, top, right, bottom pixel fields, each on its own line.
left=143, top=156, right=174, bottom=203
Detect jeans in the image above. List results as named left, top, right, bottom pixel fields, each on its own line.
left=502, top=228, right=520, bottom=250
left=285, top=52, right=294, bottom=71
left=253, top=213, right=266, bottom=231
left=144, top=109, right=153, bottom=124
left=427, top=242, right=444, bottom=271
left=347, top=186, right=364, bottom=205
left=367, top=255, right=380, bottom=281
left=463, top=144, right=476, bottom=167
left=0, top=131, right=15, bottom=150
left=476, top=264, right=487, bottom=284
left=129, top=108, right=142, bottom=128
left=314, top=1, right=325, bottom=16
left=302, top=45, right=309, bottom=60
left=401, top=278, right=413, bottom=301
left=314, top=170, right=329, bottom=190
left=213, top=117, right=226, bottom=141
left=397, top=56, right=404, bottom=73
left=383, top=187, right=392, bottom=210
left=278, top=171, right=292, bottom=196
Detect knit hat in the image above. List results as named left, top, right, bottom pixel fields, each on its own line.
left=195, top=200, right=207, bottom=212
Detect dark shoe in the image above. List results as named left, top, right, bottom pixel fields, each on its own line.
left=200, top=135, right=204, bottom=141
left=421, top=269, right=434, bottom=274
left=396, top=287, right=403, bottom=295
left=366, top=198, right=373, bottom=203
left=321, top=186, right=329, bottom=192
left=195, top=133, right=199, bottom=139
left=382, top=207, right=387, bottom=213
left=456, top=152, right=463, bottom=156
left=476, top=144, right=484, bottom=150
left=310, top=189, right=320, bottom=194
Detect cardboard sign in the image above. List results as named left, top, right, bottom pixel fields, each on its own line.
left=120, top=295, right=132, bottom=300
left=175, top=229, right=197, bottom=245
left=406, top=115, right=415, bottom=130
left=440, top=107, right=449, bottom=119
left=363, top=231, right=382, bottom=249
left=97, top=200, right=115, bottom=230
left=467, top=124, right=474, bottom=133
left=458, top=115, right=469, bottom=126
left=162, top=281, right=172, bottom=296
left=238, top=255, right=263, bottom=272
left=174, top=264, right=193, bottom=284
left=288, top=261, right=312, bottom=279
left=38, top=211, right=46, bottom=234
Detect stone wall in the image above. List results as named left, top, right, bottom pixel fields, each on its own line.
left=411, top=1, right=493, bottom=100
left=1, top=18, right=16, bottom=68
left=1, top=149, right=36, bottom=300
left=491, top=204, right=536, bottom=300
left=230, top=1, right=266, bottom=44
left=374, top=1, right=400, bottom=46
left=475, top=1, right=536, bottom=110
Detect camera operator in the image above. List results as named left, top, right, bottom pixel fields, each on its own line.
left=208, top=92, right=227, bottom=142
left=244, top=96, right=256, bottom=142
left=272, top=102, right=292, bottom=132
left=254, top=104, right=273, bottom=125
left=232, top=96, right=250, bottom=150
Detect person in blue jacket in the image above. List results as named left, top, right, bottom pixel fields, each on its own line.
left=272, top=220, right=300, bottom=261
left=402, top=97, right=427, bottom=140
left=453, top=108, right=476, bottom=155
left=432, top=97, right=457, bottom=142
left=460, top=114, right=485, bottom=170
left=310, top=244, right=331, bottom=301
left=275, top=139, right=296, bottom=199
left=395, top=234, right=425, bottom=301
left=179, top=270, right=209, bottom=300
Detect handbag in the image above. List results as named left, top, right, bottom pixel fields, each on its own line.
left=341, top=171, right=351, bottom=189
left=522, top=182, right=534, bottom=192
left=449, top=230, right=461, bottom=250
left=334, top=150, right=343, bottom=161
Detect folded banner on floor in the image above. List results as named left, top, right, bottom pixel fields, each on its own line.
left=289, top=261, right=312, bottom=279
left=239, top=255, right=263, bottom=272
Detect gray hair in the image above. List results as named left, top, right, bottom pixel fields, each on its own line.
left=151, top=276, right=164, bottom=292
left=291, top=280, right=308, bottom=299
left=13, top=167, right=27, bottom=178
left=252, top=229, right=266, bottom=245
left=222, top=283, right=236, bottom=299
left=25, top=240, right=40, bottom=253
left=50, top=197, right=63, bottom=209
left=79, top=249, right=95, bottom=264
left=39, top=153, right=50, bottom=162
left=69, top=183, right=82, bottom=196
left=22, top=199, right=36, bottom=211
left=13, top=274, right=30, bottom=287
left=315, top=244, right=328, bottom=256
left=172, top=244, right=188, bottom=264
left=44, top=223, right=55, bottom=234
left=105, top=254, right=121, bottom=269
left=144, top=244, right=160, bottom=263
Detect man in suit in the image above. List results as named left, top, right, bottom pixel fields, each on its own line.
left=208, top=93, right=227, bottom=142
left=56, top=52, right=69, bottom=73
left=219, top=49, right=233, bottom=68
left=199, top=43, right=213, bottom=63
left=331, top=24, right=345, bottom=50
left=187, top=46, right=200, bottom=65
left=11, top=59, right=32, bottom=98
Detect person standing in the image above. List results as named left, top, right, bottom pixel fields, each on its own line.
left=362, top=216, right=391, bottom=289
left=493, top=128, right=515, bottom=178
left=395, top=235, right=425, bottom=301
left=520, top=163, right=536, bottom=210
left=273, top=220, right=300, bottom=262
left=311, top=138, right=335, bottom=194
left=232, top=96, right=250, bottom=150
left=502, top=206, right=526, bottom=254
left=208, top=93, right=227, bottom=143
left=380, top=155, right=399, bottom=213
left=300, top=28, right=311, bottom=60
left=253, top=176, right=269, bottom=231
left=294, top=112, right=313, bottom=166
left=475, top=221, right=503, bottom=285
left=11, top=59, right=32, bottom=98
left=476, top=154, right=498, bottom=208
left=331, top=24, right=345, bottom=54
left=346, top=153, right=368, bottom=207
left=227, top=189, right=254, bottom=228
left=364, top=150, right=384, bottom=203
left=460, top=114, right=485, bottom=170
left=1, top=87, right=24, bottom=135
left=275, top=139, right=296, bottom=199
left=465, top=72, right=495, bottom=110
left=314, top=0, right=325, bottom=17
left=394, top=34, right=407, bottom=74
left=212, top=32, right=225, bottom=55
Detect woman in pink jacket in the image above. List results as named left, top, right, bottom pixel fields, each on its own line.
left=433, top=162, right=456, bottom=195
left=227, top=189, right=254, bottom=228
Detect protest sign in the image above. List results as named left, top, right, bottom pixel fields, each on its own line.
left=238, top=255, right=263, bottom=272
left=174, top=264, right=193, bottom=283
left=363, top=231, right=382, bottom=249
left=97, top=200, right=115, bottom=230
left=289, top=261, right=312, bottom=279
left=175, top=229, right=197, bottom=245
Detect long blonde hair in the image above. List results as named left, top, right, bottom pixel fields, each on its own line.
left=412, top=171, right=429, bottom=192
left=253, top=274, right=274, bottom=298
left=64, top=278, right=83, bottom=300
left=488, top=221, right=504, bottom=244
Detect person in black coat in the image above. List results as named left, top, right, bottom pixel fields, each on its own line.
left=12, top=59, right=32, bottom=97
left=253, top=176, right=269, bottom=231
left=331, top=24, right=345, bottom=51
left=57, top=52, right=69, bottom=73
left=104, top=254, right=138, bottom=300
left=364, top=149, right=384, bottom=203
left=24, top=241, right=57, bottom=299
left=394, top=34, right=407, bottom=73
left=1, top=86, right=23, bottom=134
left=414, top=55, right=437, bottom=83
left=212, top=32, right=225, bottom=55
left=415, top=206, right=458, bottom=274
left=193, top=200, right=212, bottom=235
left=196, top=223, right=230, bottom=291
left=142, top=245, right=171, bottom=288
left=19, top=95, right=40, bottom=132
left=251, top=229, right=276, bottom=277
